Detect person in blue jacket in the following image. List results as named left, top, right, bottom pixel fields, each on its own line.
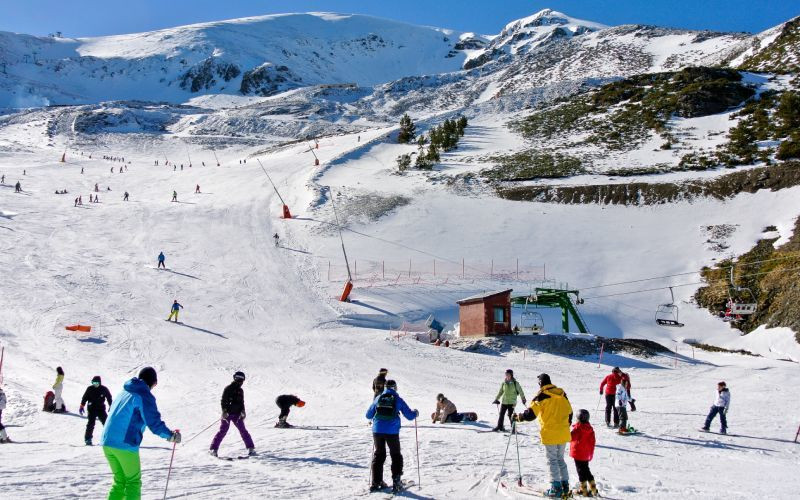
left=365, top=379, right=418, bottom=493
left=157, top=252, right=166, bottom=269
left=101, top=367, right=180, bottom=500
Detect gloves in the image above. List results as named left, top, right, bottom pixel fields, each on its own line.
left=414, top=409, right=419, bottom=418
left=79, top=405, right=85, bottom=416
left=600, top=390, right=603, bottom=395
left=167, top=431, right=182, bottom=443
left=492, top=400, right=500, bottom=405
left=221, top=411, right=229, bottom=421
left=522, top=399, right=527, bottom=405
left=240, top=410, right=246, bottom=420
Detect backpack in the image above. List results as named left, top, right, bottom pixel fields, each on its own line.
left=43, top=391, right=55, bottom=412
left=375, top=392, right=398, bottom=421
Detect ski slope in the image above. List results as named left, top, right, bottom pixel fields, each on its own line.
left=0, top=112, right=799, bottom=500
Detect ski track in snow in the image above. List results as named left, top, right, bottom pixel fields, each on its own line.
left=0, top=115, right=799, bottom=500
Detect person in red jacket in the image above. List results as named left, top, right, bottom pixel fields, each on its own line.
left=619, top=371, right=636, bottom=412
left=570, top=409, right=598, bottom=497
left=599, top=367, right=622, bottom=427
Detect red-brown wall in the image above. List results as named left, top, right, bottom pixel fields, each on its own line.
left=458, top=291, right=511, bottom=336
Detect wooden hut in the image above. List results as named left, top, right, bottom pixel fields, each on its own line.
left=457, top=289, right=512, bottom=337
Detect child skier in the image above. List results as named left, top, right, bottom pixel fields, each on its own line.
left=274, top=394, right=305, bottom=428
left=620, top=371, right=636, bottom=411
left=615, top=381, right=630, bottom=434
left=701, top=381, right=730, bottom=434
left=79, top=376, right=113, bottom=445
left=366, top=380, right=418, bottom=493
left=493, top=369, right=526, bottom=432
left=101, top=367, right=180, bottom=499
left=52, top=366, right=66, bottom=413
left=0, top=386, right=10, bottom=443
left=570, top=409, right=598, bottom=497
left=372, top=368, right=388, bottom=398
left=166, top=300, right=183, bottom=322
left=209, top=371, right=255, bottom=457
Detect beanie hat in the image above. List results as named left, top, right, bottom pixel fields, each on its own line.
left=612, top=366, right=621, bottom=373
left=91, top=375, right=101, bottom=384
left=379, top=368, right=388, bottom=374
left=138, top=367, right=158, bottom=388
left=537, top=373, right=551, bottom=386
left=385, top=379, right=397, bottom=389
left=577, top=409, right=590, bottom=423
left=437, top=393, right=445, bottom=401
left=233, top=371, right=246, bottom=381
left=505, top=369, right=513, bottom=376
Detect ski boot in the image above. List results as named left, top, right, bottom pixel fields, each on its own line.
left=719, top=428, right=727, bottom=435
left=369, top=481, right=389, bottom=493
left=589, top=480, right=598, bottom=497
left=617, top=425, right=628, bottom=435
left=629, top=399, right=637, bottom=411
left=561, top=481, right=573, bottom=498
left=392, top=475, right=404, bottom=493
left=247, top=448, right=257, bottom=456
left=209, top=449, right=218, bottom=457
left=85, top=438, right=92, bottom=446
left=575, top=481, right=592, bottom=497
left=544, top=482, right=563, bottom=498
left=492, top=426, right=506, bottom=433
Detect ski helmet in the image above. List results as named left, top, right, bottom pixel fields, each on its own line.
left=138, top=367, right=158, bottom=388
left=437, top=393, right=445, bottom=401
left=91, top=375, right=101, bottom=384
left=577, top=409, right=590, bottom=423
left=385, top=379, right=397, bottom=390
left=537, top=373, right=551, bottom=386
left=379, top=368, right=388, bottom=374
left=233, top=371, right=246, bottom=381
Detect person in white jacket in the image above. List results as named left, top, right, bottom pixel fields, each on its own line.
left=0, top=386, right=10, bottom=443
left=702, top=381, right=730, bottom=434
left=615, top=383, right=630, bottom=433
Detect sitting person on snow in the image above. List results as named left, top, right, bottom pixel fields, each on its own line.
left=432, top=394, right=459, bottom=423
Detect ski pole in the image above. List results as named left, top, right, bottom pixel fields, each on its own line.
left=496, top=421, right=515, bottom=492
left=163, top=429, right=179, bottom=500
left=513, top=420, right=522, bottom=486
left=182, top=419, right=221, bottom=445
left=414, top=418, right=421, bottom=488
left=795, top=424, right=800, bottom=443
left=595, top=394, right=602, bottom=411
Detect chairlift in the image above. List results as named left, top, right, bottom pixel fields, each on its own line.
left=518, top=297, right=544, bottom=334
left=725, top=266, right=757, bottom=319
left=655, top=287, right=684, bottom=327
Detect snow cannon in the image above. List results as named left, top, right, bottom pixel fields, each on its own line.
left=340, top=280, right=353, bottom=302
left=282, top=204, right=292, bottom=219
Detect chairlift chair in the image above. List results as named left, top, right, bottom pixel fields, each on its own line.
left=655, top=287, right=684, bottom=327
left=518, top=297, right=544, bottom=333
left=725, top=266, right=757, bottom=319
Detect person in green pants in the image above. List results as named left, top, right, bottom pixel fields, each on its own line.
left=101, top=367, right=180, bottom=499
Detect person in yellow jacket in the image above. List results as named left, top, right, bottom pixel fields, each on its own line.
left=515, top=373, right=573, bottom=498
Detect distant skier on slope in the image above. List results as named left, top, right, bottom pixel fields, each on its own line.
left=372, top=368, right=388, bottom=398
left=101, top=367, right=180, bottom=499
left=80, top=375, right=113, bottom=446
left=701, top=381, right=730, bottom=434
left=171, top=191, right=177, bottom=202
left=599, top=367, right=622, bottom=428
left=570, top=409, right=598, bottom=497
left=95, top=183, right=99, bottom=192
left=166, top=300, right=183, bottom=322
left=0, top=386, right=10, bottom=443
left=273, top=233, right=280, bottom=247
left=195, top=184, right=200, bottom=194
left=275, top=394, right=305, bottom=428
left=366, top=380, right=418, bottom=493
left=14, top=181, right=21, bottom=193
left=209, top=371, right=256, bottom=457
left=123, top=191, right=129, bottom=201
left=515, top=373, right=573, bottom=498
left=52, top=366, right=66, bottom=413
left=492, top=369, right=526, bottom=432
left=157, top=252, right=166, bottom=269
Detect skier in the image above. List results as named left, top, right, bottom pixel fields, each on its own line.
left=599, top=367, right=623, bottom=428
left=79, top=375, right=113, bottom=445
left=111, top=167, right=114, bottom=173
left=173, top=165, right=176, bottom=172
left=273, top=233, right=280, bottom=247
left=492, top=369, right=526, bottom=432
left=274, top=394, right=305, bottom=428
left=515, top=373, right=573, bottom=498
left=366, top=380, right=418, bottom=493
left=101, top=367, right=180, bottom=499
left=89, top=194, right=94, bottom=203
left=95, top=183, right=99, bottom=192
left=620, top=371, right=636, bottom=411
left=52, top=366, right=66, bottom=413
left=209, top=371, right=256, bottom=457
left=570, top=409, right=598, bottom=497
left=123, top=191, right=129, bottom=201
left=615, top=381, right=630, bottom=434
left=431, top=393, right=458, bottom=423
left=14, top=181, right=21, bottom=193
left=372, top=368, right=388, bottom=398
left=171, top=191, right=177, bottom=202
left=78, top=195, right=83, bottom=205
left=74, top=197, right=79, bottom=207
left=157, top=251, right=166, bottom=269
left=195, top=184, right=200, bottom=194
left=94, top=194, right=100, bottom=203
left=701, top=381, right=730, bottom=434
left=81, top=167, right=84, bottom=174
left=0, top=174, right=4, bottom=184
left=166, top=300, right=183, bottom=322
left=0, top=386, right=10, bottom=443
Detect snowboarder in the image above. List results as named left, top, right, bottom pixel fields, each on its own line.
left=492, top=369, right=526, bottom=432
left=78, top=195, right=82, bottom=205
left=615, top=381, right=630, bottom=434
left=701, top=381, right=730, bottom=434
left=123, top=191, right=129, bottom=201
left=52, top=366, right=66, bottom=413
left=366, top=380, right=418, bottom=493
left=273, top=233, right=280, bottom=247
left=171, top=191, right=177, bottom=202
left=166, top=300, right=183, bottom=322
left=157, top=252, right=166, bottom=269
left=620, top=371, right=636, bottom=411
left=432, top=393, right=459, bottom=423
left=599, top=367, right=622, bottom=427
left=95, top=183, right=99, bottom=192
left=79, top=375, right=113, bottom=445
left=209, top=371, right=256, bottom=457
left=515, top=373, right=573, bottom=498
left=195, top=184, right=200, bottom=194
left=94, top=194, right=100, bottom=203
left=570, top=409, right=598, bottom=497
left=0, top=386, right=10, bottom=443
left=14, top=181, right=21, bottom=193
left=74, top=197, right=79, bottom=207
left=81, top=167, right=84, bottom=174
left=101, top=367, right=180, bottom=499
left=274, top=394, right=305, bottom=428
left=0, top=174, right=4, bottom=184
left=372, top=368, right=388, bottom=398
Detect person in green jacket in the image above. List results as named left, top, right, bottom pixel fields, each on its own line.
left=492, top=369, right=526, bottom=432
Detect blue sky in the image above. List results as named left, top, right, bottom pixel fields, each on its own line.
left=1, top=1, right=798, bottom=37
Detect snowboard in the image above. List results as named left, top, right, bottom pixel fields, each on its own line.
left=461, top=412, right=478, bottom=422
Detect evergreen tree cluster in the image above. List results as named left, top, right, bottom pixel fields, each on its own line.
left=397, top=113, right=416, bottom=144
left=414, top=116, right=468, bottom=170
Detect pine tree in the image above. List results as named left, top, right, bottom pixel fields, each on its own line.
left=396, top=153, right=412, bottom=171
left=775, top=91, right=800, bottom=138
left=398, top=114, right=416, bottom=144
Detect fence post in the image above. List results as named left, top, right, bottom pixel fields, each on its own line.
left=516, top=258, right=519, bottom=280
left=328, top=260, right=331, bottom=281
left=382, top=261, right=385, bottom=280
left=409, top=259, right=412, bottom=278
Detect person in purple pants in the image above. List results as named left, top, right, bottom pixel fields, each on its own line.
left=209, top=371, right=255, bottom=457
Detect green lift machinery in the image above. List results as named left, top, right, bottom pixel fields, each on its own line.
left=511, top=288, right=588, bottom=334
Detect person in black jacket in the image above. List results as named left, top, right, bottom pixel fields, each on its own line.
left=275, top=394, right=305, bottom=428
left=372, top=368, right=388, bottom=398
left=79, top=375, right=113, bottom=445
left=209, top=372, right=255, bottom=457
